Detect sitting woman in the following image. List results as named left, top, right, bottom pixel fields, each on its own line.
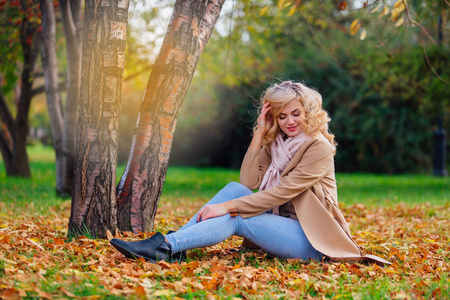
left=110, top=80, right=390, bottom=266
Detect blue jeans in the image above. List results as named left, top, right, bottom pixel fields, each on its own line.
left=165, top=182, right=323, bottom=260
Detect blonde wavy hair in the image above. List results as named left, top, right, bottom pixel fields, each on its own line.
left=254, top=81, right=336, bottom=152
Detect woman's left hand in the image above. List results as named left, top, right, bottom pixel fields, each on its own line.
left=197, top=201, right=236, bottom=222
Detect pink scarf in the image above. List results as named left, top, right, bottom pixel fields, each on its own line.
left=259, top=131, right=309, bottom=214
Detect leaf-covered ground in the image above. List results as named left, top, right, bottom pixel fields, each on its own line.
left=0, top=198, right=448, bottom=299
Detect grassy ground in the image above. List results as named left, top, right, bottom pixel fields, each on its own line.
left=0, top=145, right=449, bottom=299
left=1, top=145, right=448, bottom=210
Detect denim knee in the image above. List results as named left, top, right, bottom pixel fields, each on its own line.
left=224, top=182, right=252, bottom=195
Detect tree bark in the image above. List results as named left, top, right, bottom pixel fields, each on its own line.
left=0, top=92, right=15, bottom=175
left=68, top=0, right=130, bottom=239
left=60, top=0, right=83, bottom=196
left=117, top=0, right=225, bottom=233
left=39, top=0, right=64, bottom=191
left=0, top=3, right=39, bottom=177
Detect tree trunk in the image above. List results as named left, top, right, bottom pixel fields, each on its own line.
left=0, top=94, right=15, bottom=175
left=0, top=4, right=40, bottom=178
left=39, top=0, right=64, bottom=191
left=117, top=0, right=225, bottom=233
left=68, top=0, right=130, bottom=239
left=60, top=0, right=83, bottom=196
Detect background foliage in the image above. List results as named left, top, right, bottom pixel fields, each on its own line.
left=164, top=1, right=450, bottom=173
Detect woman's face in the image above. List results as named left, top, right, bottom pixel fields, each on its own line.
left=277, top=99, right=305, bottom=138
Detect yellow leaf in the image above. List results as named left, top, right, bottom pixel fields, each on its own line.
left=284, top=1, right=293, bottom=8
left=288, top=278, right=303, bottom=285
left=350, top=19, right=361, bottom=36
left=154, top=290, right=176, bottom=297
left=371, top=1, right=382, bottom=13
left=278, top=0, right=285, bottom=10
left=288, top=6, right=296, bottom=16
left=379, top=6, right=390, bottom=18
left=395, top=16, right=404, bottom=26
left=350, top=18, right=360, bottom=31
left=394, top=0, right=405, bottom=9
left=268, top=267, right=281, bottom=278
left=360, top=28, right=367, bottom=40
left=391, top=8, right=400, bottom=21
left=395, top=3, right=405, bottom=13
left=260, top=6, right=269, bottom=16
left=353, top=24, right=361, bottom=35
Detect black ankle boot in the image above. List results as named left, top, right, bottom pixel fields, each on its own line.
left=110, top=232, right=171, bottom=263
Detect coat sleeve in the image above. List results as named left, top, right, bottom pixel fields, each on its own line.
left=239, top=145, right=271, bottom=190
left=232, top=141, right=334, bottom=218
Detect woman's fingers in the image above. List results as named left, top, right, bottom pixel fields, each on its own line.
left=258, top=102, right=272, bottom=133
left=197, top=206, right=212, bottom=222
left=196, top=204, right=229, bottom=222
left=261, top=102, right=271, bottom=117
left=197, top=207, right=205, bottom=222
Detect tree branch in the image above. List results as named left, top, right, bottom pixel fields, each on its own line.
left=0, top=89, right=14, bottom=135
left=60, top=0, right=77, bottom=47
left=34, top=71, right=67, bottom=78
left=299, top=9, right=338, bottom=61
left=420, top=35, right=449, bottom=84
left=370, top=18, right=395, bottom=58
left=32, top=81, right=67, bottom=97
left=0, top=123, right=13, bottom=157
left=403, top=0, right=437, bottom=46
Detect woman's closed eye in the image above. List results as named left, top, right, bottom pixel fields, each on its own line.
left=279, top=113, right=300, bottom=120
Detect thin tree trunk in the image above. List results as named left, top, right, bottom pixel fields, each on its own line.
left=0, top=3, right=40, bottom=178
left=68, top=0, right=130, bottom=239
left=13, top=5, right=41, bottom=178
left=117, top=0, right=225, bottom=233
left=0, top=92, right=15, bottom=175
left=60, top=0, right=82, bottom=196
left=39, top=0, right=64, bottom=191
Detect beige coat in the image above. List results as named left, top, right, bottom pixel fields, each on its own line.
left=231, top=133, right=391, bottom=266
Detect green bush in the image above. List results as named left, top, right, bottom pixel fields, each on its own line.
left=169, top=45, right=449, bottom=174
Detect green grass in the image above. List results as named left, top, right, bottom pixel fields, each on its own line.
left=0, top=144, right=449, bottom=212
left=336, top=173, right=449, bottom=206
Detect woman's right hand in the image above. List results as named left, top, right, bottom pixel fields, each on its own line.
left=256, top=102, right=272, bottom=136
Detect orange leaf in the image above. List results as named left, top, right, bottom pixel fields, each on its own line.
left=338, top=1, right=347, bottom=11
left=432, top=288, right=441, bottom=297
left=134, top=285, right=146, bottom=296
left=54, top=238, right=65, bottom=245
left=0, top=236, right=10, bottom=245
left=210, top=263, right=228, bottom=274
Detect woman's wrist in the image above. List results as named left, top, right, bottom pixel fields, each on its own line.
left=249, top=131, right=264, bottom=152
left=254, top=128, right=265, bottom=138
left=225, top=201, right=237, bottom=213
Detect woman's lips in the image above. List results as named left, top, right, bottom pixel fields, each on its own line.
left=287, top=126, right=297, bottom=131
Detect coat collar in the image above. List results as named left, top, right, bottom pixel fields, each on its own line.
left=281, top=133, right=334, bottom=177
